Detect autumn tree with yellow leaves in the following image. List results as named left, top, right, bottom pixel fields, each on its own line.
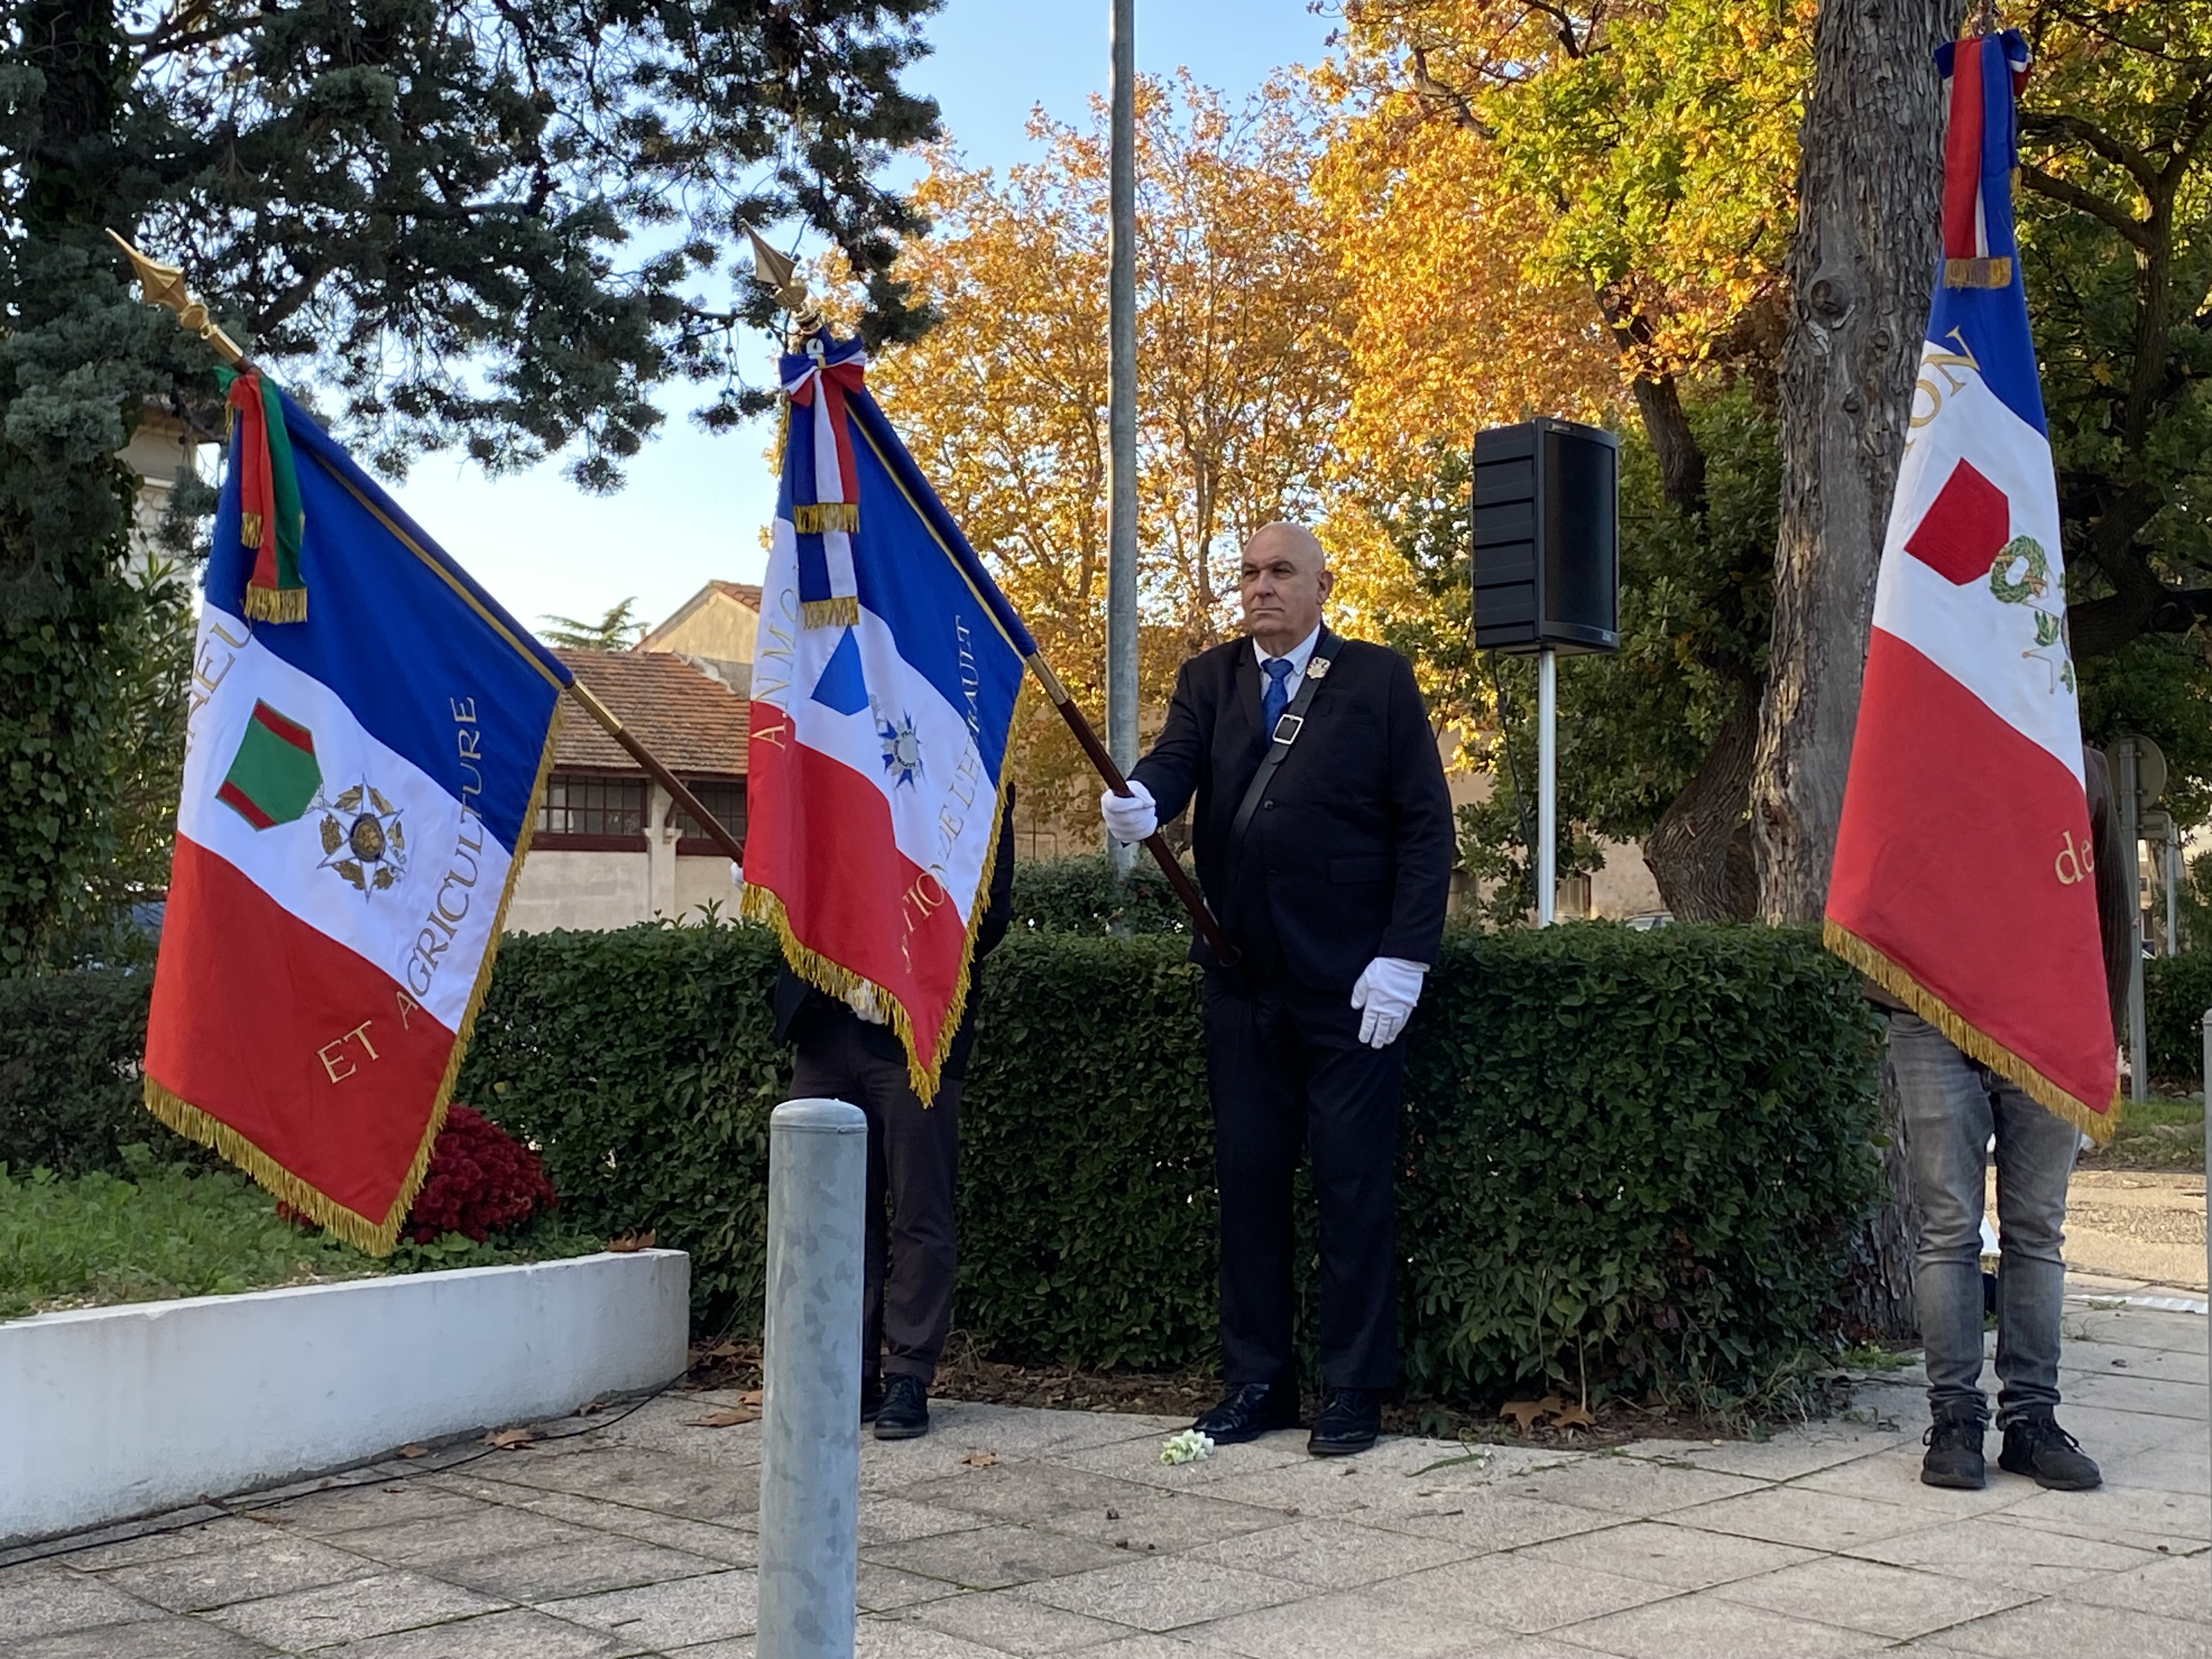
left=857, top=78, right=1357, bottom=835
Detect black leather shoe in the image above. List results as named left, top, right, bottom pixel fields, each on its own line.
left=1307, top=1387, right=1381, bottom=1457
left=1193, top=1381, right=1300, bottom=1444
left=1920, top=1402, right=1987, bottom=1489
left=874, top=1374, right=929, bottom=1440
left=1999, top=1410, right=2100, bottom=1489
left=860, top=1373, right=882, bottom=1425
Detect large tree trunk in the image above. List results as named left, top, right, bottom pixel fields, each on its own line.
left=1750, top=0, right=1961, bottom=923
left=1644, top=687, right=1758, bottom=920
left=1840, top=1054, right=1921, bottom=1343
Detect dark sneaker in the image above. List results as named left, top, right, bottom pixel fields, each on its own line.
left=874, top=1374, right=930, bottom=1440
left=1307, top=1387, right=1382, bottom=1458
left=1921, top=1407, right=1987, bottom=1489
left=861, top=1373, right=882, bottom=1425
left=1999, top=1412, right=2101, bottom=1490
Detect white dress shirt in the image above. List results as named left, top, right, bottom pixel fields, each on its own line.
left=1253, top=624, right=1323, bottom=705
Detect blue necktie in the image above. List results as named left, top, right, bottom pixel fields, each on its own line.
left=1261, top=657, right=1294, bottom=740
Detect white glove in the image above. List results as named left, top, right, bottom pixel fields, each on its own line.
left=1350, top=956, right=1427, bottom=1049
left=1100, top=778, right=1158, bottom=844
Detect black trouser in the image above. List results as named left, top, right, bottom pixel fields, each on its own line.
left=1205, top=968, right=1404, bottom=1390
left=789, top=1015, right=961, bottom=1384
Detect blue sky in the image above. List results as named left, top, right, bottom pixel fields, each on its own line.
left=386, top=0, right=1334, bottom=637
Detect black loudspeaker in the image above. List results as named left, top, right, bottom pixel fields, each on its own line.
left=1470, top=418, right=1621, bottom=654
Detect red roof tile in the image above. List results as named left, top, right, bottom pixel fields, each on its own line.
left=709, top=580, right=763, bottom=607
left=554, top=648, right=748, bottom=776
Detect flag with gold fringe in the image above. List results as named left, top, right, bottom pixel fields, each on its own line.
left=1826, top=29, right=2120, bottom=1141
left=741, top=329, right=1034, bottom=1101
left=144, top=376, right=572, bottom=1252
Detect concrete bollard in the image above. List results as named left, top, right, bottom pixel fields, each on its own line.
left=757, top=1098, right=868, bottom=1659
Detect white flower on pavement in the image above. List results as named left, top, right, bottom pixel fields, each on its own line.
left=1160, top=1429, right=1215, bottom=1466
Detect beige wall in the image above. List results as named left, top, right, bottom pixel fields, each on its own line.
left=641, top=591, right=759, bottom=663
left=506, top=849, right=652, bottom=933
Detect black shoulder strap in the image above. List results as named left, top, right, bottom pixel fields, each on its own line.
left=1228, top=630, right=1337, bottom=853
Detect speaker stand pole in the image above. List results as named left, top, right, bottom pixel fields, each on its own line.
left=1537, top=645, right=1557, bottom=927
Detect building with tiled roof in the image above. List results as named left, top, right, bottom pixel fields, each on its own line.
left=503, top=645, right=752, bottom=934
left=636, top=578, right=761, bottom=668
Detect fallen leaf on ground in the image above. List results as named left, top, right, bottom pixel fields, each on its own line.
left=607, top=1230, right=658, bottom=1253
left=1551, top=1402, right=1596, bottom=1430
left=738, top=1389, right=764, bottom=1406
left=1499, top=1395, right=1564, bottom=1431
left=484, top=1427, right=535, bottom=1449
left=704, top=1341, right=742, bottom=1360
left=396, top=1444, right=428, bottom=1459
left=961, top=1452, right=998, bottom=1468
left=688, top=1407, right=761, bottom=1428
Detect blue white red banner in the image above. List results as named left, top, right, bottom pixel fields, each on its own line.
left=146, top=382, right=571, bottom=1250
left=742, top=332, right=1035, bottom=1099
left=1827, top=31, right=2119, bottom=1138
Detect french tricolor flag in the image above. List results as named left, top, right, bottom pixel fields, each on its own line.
left=1827, top=30, right=2120, bottom=1138
left=742, top=332, right=1033, bottom=1099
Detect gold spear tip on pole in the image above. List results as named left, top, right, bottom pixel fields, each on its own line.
left=105, top=228, right=246, bottom=365
left=740, top=223, right=824, bottom=341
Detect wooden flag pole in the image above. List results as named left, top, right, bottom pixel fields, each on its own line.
left=1024, top=654, right=1237, bottom=963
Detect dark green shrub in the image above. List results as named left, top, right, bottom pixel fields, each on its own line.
left=465, top=918, right=1882, bottom=1401
left=0, top=969, right=200, bottom=1176
left=1008, top=853, right=1191, bottom=935
left=2144, top=951, right=2212, bottom=1089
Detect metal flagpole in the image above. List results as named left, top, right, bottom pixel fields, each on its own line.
left=2119, top=738, right=2147, bottom=1104
left=1105, top=0, right=1138, bottom=876
left=1536, top=647, right=1557, bottom=927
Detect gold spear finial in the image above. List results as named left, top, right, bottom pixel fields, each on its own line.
left=741, top=223, right=823, bottom=340
left=106, top=229, right=246, bottom=365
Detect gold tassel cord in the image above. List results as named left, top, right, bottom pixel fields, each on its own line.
left=239, top=511, right=265, bottom=549
left=799, top=596, right=860, bottom=630
left=241, top=585, right=308, bottom=624
left=1825, top=919, right=2123, bottom=1145
left=792, top=503, right=859, bottom=535
left=139, top=707, right=568, bottom=1255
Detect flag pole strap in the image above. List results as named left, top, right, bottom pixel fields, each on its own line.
left=566, top=680, right=750, bottom=870
left=1025, top=653, right=1238, bottom=964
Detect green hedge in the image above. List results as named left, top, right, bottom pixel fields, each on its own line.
left=461, top=920, right=1883, bottom=1401
left=1008, top=853, right=1192, bottom=936
left=2145, top=951, right=2212, bottom=1090
left=2, top=922, right=1884, bottom=1401
left=0, top=969, right=199, bottom=1176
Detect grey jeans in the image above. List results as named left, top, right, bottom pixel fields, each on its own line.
left=1890, top=1013, right=2079, bottom=1424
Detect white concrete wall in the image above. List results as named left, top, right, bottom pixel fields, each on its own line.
left=0, top=1250, right=690, bottom=1544
left=506, top=848, right=652, bottom=933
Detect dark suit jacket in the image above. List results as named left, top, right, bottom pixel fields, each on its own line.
left=771, top=791, right=1017, bottom=1083
left=1131, top=631, right=1455, bottom=992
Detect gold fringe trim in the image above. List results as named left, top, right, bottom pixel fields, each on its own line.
left=792, top=502, right=858, bottom=535
left=1825, top=919, right=2123, bottom=1145
left=140, top=706, right=568, bottom=1255
left=1944, top=256, right=2013, bottom=289
left=742, top=705, right=1022, bottom=1105
left=239, top=511, right=265, bottom=549
left=799, top=595, right=860, bottom=630
left=242, top=584, right=307, bottom=624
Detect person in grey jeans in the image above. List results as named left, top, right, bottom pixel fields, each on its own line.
left=1877, top=747, right=2132, bottom=1492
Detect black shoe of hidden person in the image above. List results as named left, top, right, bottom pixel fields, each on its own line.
left=874, top=1374, right=930, bottom=1441
left=1193, top=1381, right=1301, bottom=1445
left=1920, top=1403, right=1987, bottom=1489
left=1998, top=1410, right=2101, bottom=1490
left=1307, top=1387, right=1382, bottom=1458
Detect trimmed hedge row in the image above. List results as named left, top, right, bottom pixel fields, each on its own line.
left=1, top=922, right=1886, bottom=1401
left=2145, top=951, right=2212, bottom=1089
left=459, top=920, right=1883, bottom=1401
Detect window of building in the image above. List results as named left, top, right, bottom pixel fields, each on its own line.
left=674, top=780, right=747, bottom=850
left=538, top=774, right=645, bottom=839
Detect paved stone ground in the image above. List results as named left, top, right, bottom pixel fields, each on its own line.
left=4, top=1297, right=2205, bottom=1659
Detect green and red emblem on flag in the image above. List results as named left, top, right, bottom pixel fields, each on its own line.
left=144, top=375, right=573, bottom=1254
